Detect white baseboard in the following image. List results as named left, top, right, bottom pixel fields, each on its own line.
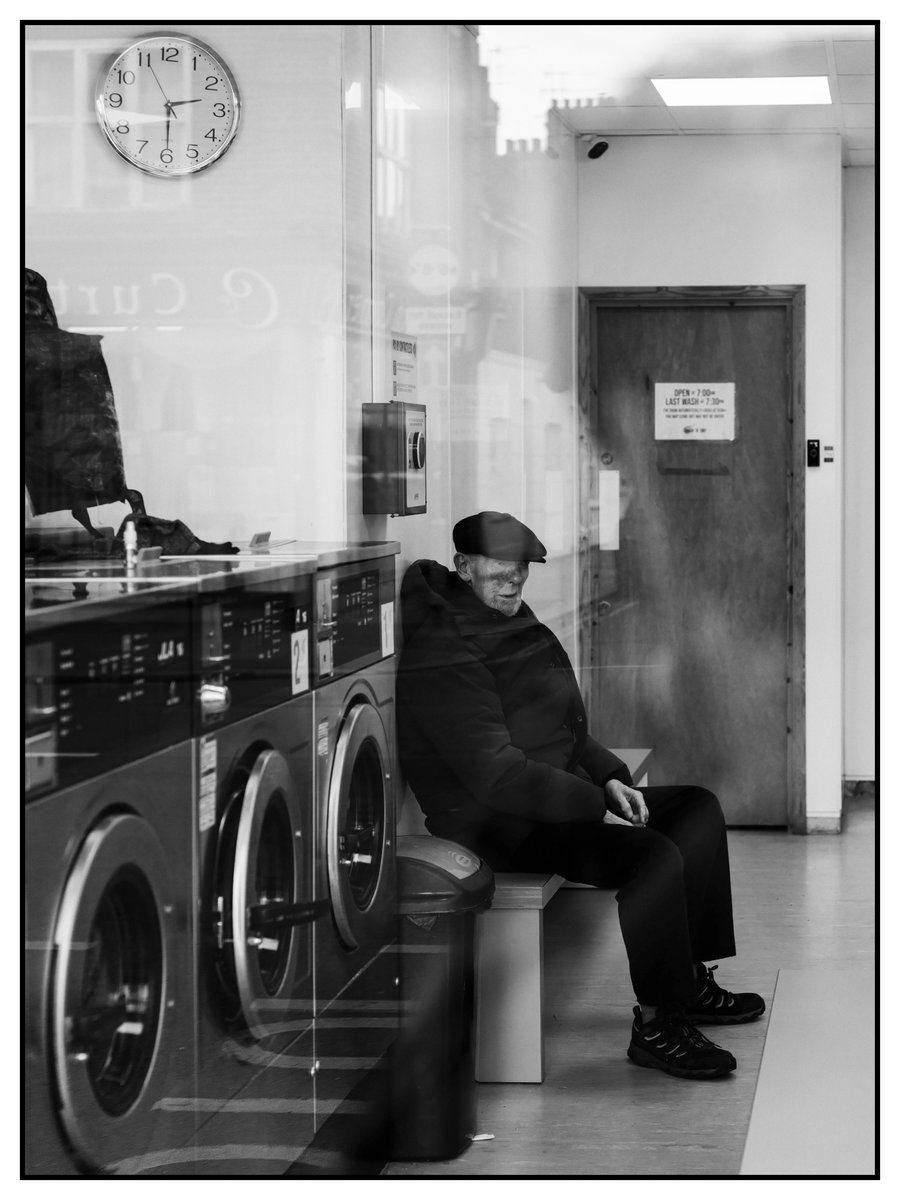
left=804, top=815, right=841, bottom=833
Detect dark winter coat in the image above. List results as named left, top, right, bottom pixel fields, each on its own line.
left=396, top=560, right=632, bottom=868
left=24, top=268, right=129, bottom=517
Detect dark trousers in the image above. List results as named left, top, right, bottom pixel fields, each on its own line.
left=508, top=786, right=736, bottom=1008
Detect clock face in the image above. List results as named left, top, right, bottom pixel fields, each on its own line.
left=96, top=33, right=240, bottom=177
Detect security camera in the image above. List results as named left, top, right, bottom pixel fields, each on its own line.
left=586, top=137, right=609, bottom=160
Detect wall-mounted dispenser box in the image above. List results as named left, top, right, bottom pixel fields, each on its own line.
left=362, top=401, right=427, bottom=515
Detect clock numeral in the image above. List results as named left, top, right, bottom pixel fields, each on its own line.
left=204, top=128, right=217, bottom=142
left=213, top=103, right=226, bottom=119
left=108, top=92, right=123, bottom=109
left=160, top=149, right=174, bottom=164
left=186, top=144, right=199, bottom=160
left=204, top=76, right=219, bottom=91
left=116, top=69, right=135, bottom=85
left=162, top=46, right=179, bottom=62
left=116, top=121, right=130, bottom=135
left=137, top=140, right=149, bottom=154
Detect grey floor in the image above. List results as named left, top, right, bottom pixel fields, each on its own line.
left=383, top=796, right=876, bottom=1178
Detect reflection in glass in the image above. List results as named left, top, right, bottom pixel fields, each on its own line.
left=26, top=25, right=584, bottom=656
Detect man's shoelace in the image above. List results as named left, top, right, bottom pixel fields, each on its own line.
left=642, top=1012, right=714, bottom=1049
left=695, top=964, right=734, bottom=1007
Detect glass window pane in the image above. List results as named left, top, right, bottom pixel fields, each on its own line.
left=30, top=125, right=76, bottom=208
left=28, top=50, right=74, bottom=118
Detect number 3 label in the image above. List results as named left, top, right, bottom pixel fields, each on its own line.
left=291, top=630, right=309, bottom=695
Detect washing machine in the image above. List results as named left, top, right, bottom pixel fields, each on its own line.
left=176, top=554, right=326, bottom=1176
left=24, top=555, right=325, bottom=1175
left=24, top=577, right=198, bottom=1177
left=306, top=543, right=401, bottom=1168
left=310, top=544, right=399, bottom=1005
left=223, top=540, right=401, bottom=975
left=166, top=540, right=402, bottom=1171
left=173, top=538, right=401, bottom=994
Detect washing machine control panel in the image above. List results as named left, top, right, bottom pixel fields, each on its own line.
left=197, top=575, right=313, bottom=729
left=314, top=558, right=395, bottom=684
left=24, top=598, right=193, bottom=799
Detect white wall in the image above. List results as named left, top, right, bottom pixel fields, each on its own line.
left=842, top=167, right=876, bottom=780
left=577, top=134, right=844, bottom=829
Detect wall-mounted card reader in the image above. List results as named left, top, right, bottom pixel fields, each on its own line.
left=362, top=401, right=427, bottom=515
left=807, top=439, right=820, bottom=468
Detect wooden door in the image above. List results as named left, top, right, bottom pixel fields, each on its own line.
left=580, top=290, right=804, bottom=826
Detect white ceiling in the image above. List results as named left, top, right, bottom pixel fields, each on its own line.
left=477, top=24, right=876, bottom=166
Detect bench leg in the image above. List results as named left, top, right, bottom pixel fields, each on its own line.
left=474, top=908, right=544, bottom=1083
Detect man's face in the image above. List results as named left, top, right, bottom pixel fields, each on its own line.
left=456, top=553, right=530, bottom=616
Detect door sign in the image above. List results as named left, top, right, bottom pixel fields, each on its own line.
left=655, top=382, right=736, bottom=441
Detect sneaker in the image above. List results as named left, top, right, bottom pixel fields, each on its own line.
left=627, top=1006, right=737, bottom=1079
left=685, top=963, right=766, bottom=1025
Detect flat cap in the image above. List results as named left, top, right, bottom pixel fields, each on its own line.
left=453, top=511, right=547, bottom=563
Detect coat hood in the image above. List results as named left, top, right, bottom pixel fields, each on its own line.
left=399, top=559, right=458, bottom=642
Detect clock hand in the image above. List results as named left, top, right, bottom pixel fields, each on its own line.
left=169, top=99, right=202, bottom=107
left=148, top=63, right=173, bottom=107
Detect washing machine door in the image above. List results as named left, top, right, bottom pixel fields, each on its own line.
left=327, top=701, right=394, bottom=950
left=52, top=813, right=180, bottom=1170
left=228, top=749, right=318, bottom=1040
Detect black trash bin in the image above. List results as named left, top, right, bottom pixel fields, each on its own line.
left=389, top=834, right=495, bottom=1161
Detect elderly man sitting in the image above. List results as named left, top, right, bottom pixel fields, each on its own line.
left=396, top=510, right=763, bottom=1080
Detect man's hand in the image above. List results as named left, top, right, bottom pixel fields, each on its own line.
left=604, top=779, right=649, bottom=827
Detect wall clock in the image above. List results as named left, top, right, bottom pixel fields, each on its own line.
left=96, top=32, right=240, bottom=177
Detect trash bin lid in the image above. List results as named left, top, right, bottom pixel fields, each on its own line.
left=396, top=835, right=495, bottom=914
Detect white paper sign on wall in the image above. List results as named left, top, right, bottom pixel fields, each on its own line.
left=391, top=332, right=418, bottom=401
left=655, top=382, right=736, bottom=441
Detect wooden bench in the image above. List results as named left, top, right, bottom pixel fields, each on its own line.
left=474, top=748, right=652, bottom=1083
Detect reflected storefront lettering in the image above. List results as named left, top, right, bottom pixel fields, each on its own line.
left=46, top=269, right=281, bottom=328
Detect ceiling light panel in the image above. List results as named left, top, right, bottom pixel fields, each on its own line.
left=652, top=76, right=832, bottom=106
